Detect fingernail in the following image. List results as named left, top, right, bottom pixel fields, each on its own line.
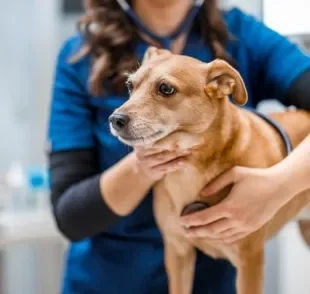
left=200, top=189, right=212, bottom=197
left=181, top=150, right=191, bottom=155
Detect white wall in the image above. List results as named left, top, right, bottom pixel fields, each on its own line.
left=279, top=222, right=310, bottom=294
left=220, top=0, right=262, bottom=17
left=0, top=1, right=65, bottom=294
left=0, top=1, right=37, bottom=171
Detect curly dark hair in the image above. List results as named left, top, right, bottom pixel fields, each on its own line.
left=72, top=0, right=233, bottom=96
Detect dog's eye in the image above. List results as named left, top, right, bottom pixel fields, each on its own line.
left=158, top=83, right=175, bottom=97
left=126, top=80, right=133, bottom=94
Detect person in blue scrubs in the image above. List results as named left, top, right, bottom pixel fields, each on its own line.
left=48, top=1, right=310, bottom=293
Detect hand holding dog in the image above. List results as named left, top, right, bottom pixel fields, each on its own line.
left=134, top=147, right=189, bottom=181
left=181, top=166, right=296, bottom=243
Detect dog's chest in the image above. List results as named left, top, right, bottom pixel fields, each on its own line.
left=153, top=164, right=205, bottom=238
left=163, top=164, right=206, bottom=213
left=153, top=163, right=240, bottom=262
left=153, top=185, right=229, bottom=260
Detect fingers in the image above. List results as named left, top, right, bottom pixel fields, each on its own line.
left=135, top=147, right=162, bottom=157
left=134, top=147, right=191, bottom=180
left=184, top=219, right=233, bottom=238
left=200, top=166, right=244, bottom=196
left=180, top=205, right=231, bottom=227
left=184, top=222, right=245, bottom=243
left=221, top=232, right=246, bottom=244
left=153, top=157, right=185, bottom=174
left=135, top=146, right=186, bottom=157
left=218, top=228, right=242, bottom=239
left=136, top=149, right=190, bottom=168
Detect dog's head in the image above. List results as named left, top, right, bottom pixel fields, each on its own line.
left=109, top=47, right=247, bottom=148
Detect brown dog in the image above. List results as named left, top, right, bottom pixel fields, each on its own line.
left=109, top=47, right=310, bottom=294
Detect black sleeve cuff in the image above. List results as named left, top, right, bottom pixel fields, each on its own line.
left=286, top=69, right=310, bottom=111
left=49, top=149, right=121, bottom=241
left=54, top=174, right=121, bottom=241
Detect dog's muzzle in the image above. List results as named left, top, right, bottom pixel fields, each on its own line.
left=109, top=113, right=130, bottom=133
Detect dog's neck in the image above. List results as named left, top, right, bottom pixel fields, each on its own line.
left=154, top=100, right=247, bottom=172
left=157, top=101, right=249, bottom=211
left=192, top=102, right=244, bottom=171
left=188, top=102, right=248, bottom=206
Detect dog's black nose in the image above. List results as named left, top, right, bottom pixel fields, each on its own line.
left=109, top=113, right=130, bottom=131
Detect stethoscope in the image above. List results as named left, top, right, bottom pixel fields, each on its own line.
left=115, top=0, right=204, bottom=50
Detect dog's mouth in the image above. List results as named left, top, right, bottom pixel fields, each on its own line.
left=117, top=130, right=167, bottom=147
left=109, top=118, right=178, bottom=147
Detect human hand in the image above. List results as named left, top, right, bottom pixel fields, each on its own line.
left=134, top=147, right=190, bottom=181
left=180, top=166, right=294, bottom=243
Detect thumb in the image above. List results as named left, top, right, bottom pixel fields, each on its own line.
left=201, top=167, right=241, bottom=196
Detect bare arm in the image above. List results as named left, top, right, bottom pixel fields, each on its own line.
left=99, top=152, right=154, bottom=216
left=273, top=133, right=310, bottom=195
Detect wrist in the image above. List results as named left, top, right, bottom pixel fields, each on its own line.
left=128, top=152, right=156, bottom=187
left=269, top=161, right=305, bottom=200
left=100, top=152, right=154, bottom=216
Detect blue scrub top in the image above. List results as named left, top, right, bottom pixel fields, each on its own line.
left=48, top=8, right=310, bottom=294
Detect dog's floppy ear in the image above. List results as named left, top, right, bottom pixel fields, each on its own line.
left=204, top=59, right=248, bottom=106
left=142, top=46, right=171, bottom=65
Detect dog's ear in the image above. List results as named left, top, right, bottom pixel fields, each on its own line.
left=204, top=59, right=248, bottom=106
left=142, top=46, right=171, bottom=65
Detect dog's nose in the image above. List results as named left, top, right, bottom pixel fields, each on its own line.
left=109, top=113, right=130, bottom=132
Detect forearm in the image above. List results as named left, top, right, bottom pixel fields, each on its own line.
left=100, top=152, right=154, bottom=216
left=274, top=134, right=310, bottom=194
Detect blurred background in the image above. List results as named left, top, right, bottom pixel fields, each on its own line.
left=0, top=1, right=309, bottom=293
